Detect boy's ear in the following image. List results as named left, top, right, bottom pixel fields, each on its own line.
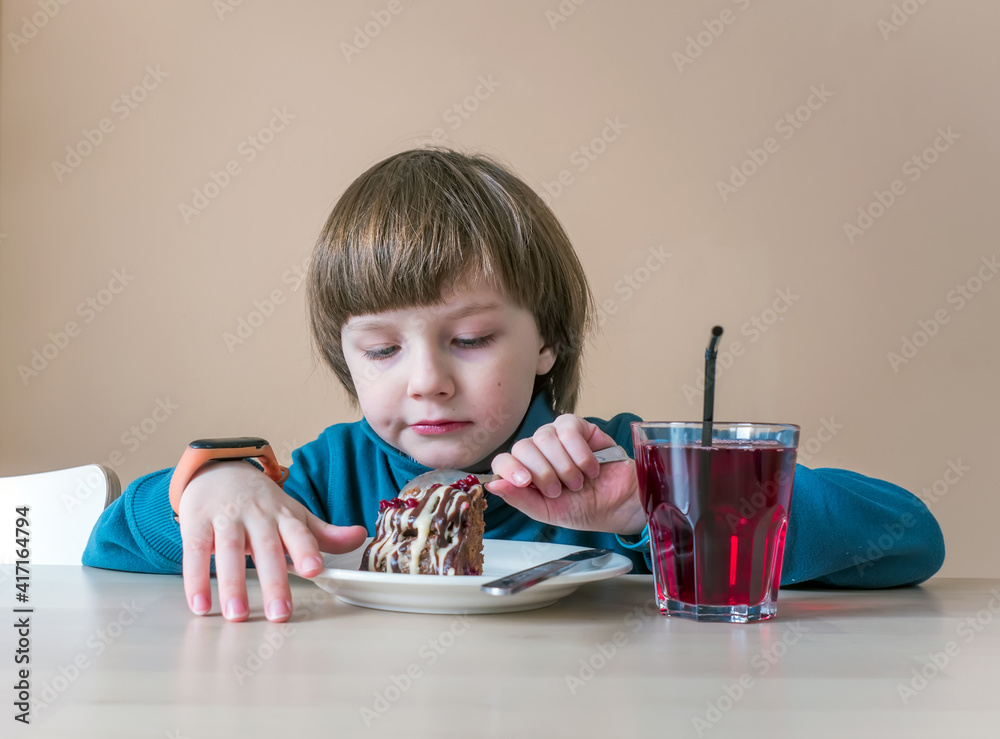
left=536, top=343, right=557, bottom=376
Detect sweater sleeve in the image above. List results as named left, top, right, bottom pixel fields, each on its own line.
left=81, top=425, right=347, bottom=574
left=781, top=465, right=945, bottom=588
left=585, top=411, right=654, bottom=572
left=585, top=410, right=945, bottom=588
left=281, top=435, right=334, bottom=522
left=82, top=431, right=342, bottom=574
left=82, top=467, right=184, bottom=573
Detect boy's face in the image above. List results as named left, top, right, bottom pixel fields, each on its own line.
left=341, top=277, right=556, bottom=470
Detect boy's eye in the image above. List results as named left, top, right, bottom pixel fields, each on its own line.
left=363, top=346, right=398, bottom=361
left=454, top=335, right=495, bottom=350
left=361, top=336, right=494, bottom=360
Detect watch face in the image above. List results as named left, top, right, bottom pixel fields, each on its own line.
left=189, top=437, right=269, bottom=450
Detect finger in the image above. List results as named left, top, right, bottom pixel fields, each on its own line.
left=554, top=415, right=616, bottom=478
left=582, top=424, right=618, bottom=455
left=532, top=426, right=587, bottom=491
left=278, top=515, right=327, bottom=578
left=485, top=479, right=552, bottom=523
left=551, top=425, right=599, bottom=480
left=181, top=515, right=216, bottom=617
left=245, top=523, right=293, bottom=623
left=308, top=517, right=368, bottom=556
left=553, top=413, right=616, bottom=451
left=212, top=519, right=250, bottom=622
left=490, top=452, right=533, bottom=487
left=508, top=439, right=564, bottom=499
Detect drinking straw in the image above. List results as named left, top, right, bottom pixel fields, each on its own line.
left=701, top=326, right=724, bottom=448
left=699, top=326, right=724, bottom=589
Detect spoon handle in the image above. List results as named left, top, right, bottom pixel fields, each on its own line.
left=482, top=445, right=629, bottom=486
left=593, top=445, right=630, bottom=463
left=402, top=445, right=631, bottom=492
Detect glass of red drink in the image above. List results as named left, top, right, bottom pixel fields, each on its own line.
left=632, top=422, right=800, bottom=623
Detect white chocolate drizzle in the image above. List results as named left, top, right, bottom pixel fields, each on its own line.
left=362, top=483, right=479, bottom=574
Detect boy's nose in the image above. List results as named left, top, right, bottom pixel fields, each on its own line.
left=406, top=350, right=455, bottom=400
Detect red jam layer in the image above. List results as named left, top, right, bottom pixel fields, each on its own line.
left=377, top=475, right=480, bottom=512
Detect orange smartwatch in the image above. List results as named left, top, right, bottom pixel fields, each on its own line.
left=168, top=437, right=290, bottom=517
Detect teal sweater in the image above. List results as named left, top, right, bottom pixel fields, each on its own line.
left=83, top=394, right=945, bottom=587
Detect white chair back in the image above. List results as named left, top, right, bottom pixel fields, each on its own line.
left=0, top=464, right=121, bottom=566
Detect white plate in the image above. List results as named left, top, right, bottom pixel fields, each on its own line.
left=290, top=539, right=633, bottom=614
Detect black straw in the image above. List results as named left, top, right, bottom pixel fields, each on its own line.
left=701, top=326, right=724, bottom=448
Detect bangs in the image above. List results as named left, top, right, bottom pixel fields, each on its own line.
left=314, top=149, right=529, bottom=319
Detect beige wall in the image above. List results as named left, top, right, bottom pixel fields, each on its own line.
left=2, top=1, right=996, bottom=577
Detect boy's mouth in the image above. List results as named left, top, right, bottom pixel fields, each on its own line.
left=409, top=420, right=470, bottom=435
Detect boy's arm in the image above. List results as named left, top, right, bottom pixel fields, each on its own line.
left=280, top=437, right=335, bottom=522
left=82, top=435, right=335, bottom=574
left=585, top=412, right=653, bottom=571
left=613, top=464, right=946, bottom=588
left=587, top=412, right=946, bottom=587
left=781, top=465, right=945, bottom=588
left=82, top=468, right=184, bottom=573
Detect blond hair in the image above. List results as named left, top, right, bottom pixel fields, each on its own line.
left=307, top=148, right=593, bottom=414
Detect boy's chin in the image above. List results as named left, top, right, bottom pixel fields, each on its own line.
left=411, top=450, right=478, bottom=471
left=406, top=440, right=492, bottom=472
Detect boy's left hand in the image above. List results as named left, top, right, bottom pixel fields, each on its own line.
left=486, top=414, right=646, bottom=536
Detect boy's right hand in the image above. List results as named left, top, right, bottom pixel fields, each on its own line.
left=177, top=460, right=366, bottom=623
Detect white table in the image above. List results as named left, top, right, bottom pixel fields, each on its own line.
left=3, top=567, right=998, bottom=738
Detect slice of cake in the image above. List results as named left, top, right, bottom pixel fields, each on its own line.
left=360, top=474, right=486, bottom=575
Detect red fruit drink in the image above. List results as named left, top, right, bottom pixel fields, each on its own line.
left=634, top=433, right=798, bottom=622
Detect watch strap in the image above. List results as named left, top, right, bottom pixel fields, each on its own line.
left=168, top=441, right=289, bottom=517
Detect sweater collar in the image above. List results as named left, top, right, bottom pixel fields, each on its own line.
left=359, top=392, right=556, bottom=486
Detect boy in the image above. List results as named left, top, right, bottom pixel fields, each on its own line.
left=83, top=148, right=945, bottom=622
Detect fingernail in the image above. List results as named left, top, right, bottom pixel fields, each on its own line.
left=225, top=597, right=247, bottom=620
left=569, top=477, right=584, bottom=491
left=303, top=556, right=323, bottom=572
left=192, top=593, right=211, bottom=615
left=266, top=599, right=291, bottom=620
left=512, top=470, right=530, bottom=485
